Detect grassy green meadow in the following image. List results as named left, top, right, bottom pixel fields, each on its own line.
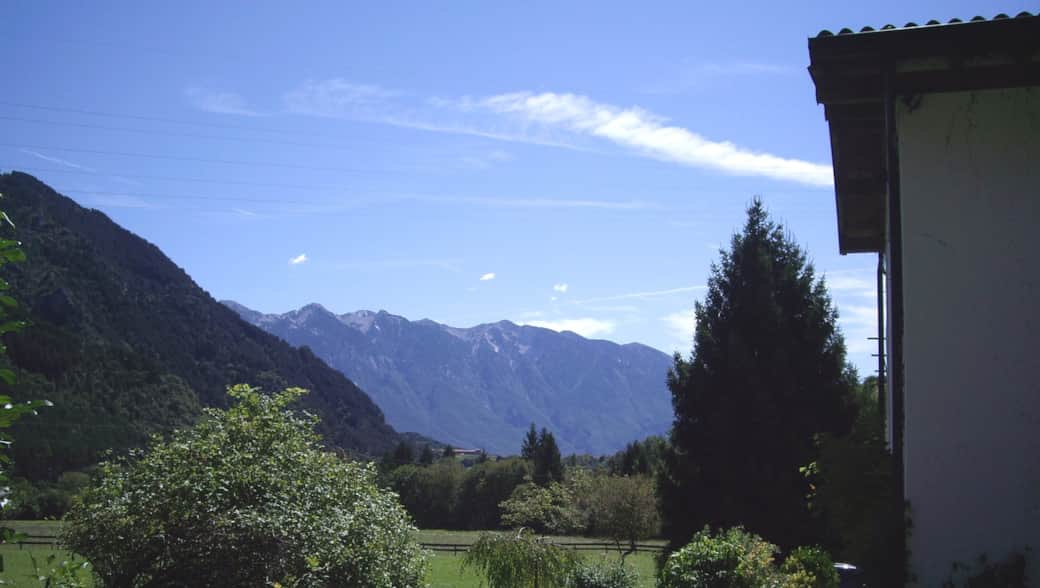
left=0, top=523, right=660, bottom=587
left=417, top=529, right=661, bottom=588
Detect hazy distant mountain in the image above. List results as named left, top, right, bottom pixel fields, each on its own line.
left=0, top=172, right=402, bottom=479
left=224, top=301, right=674, bottom=455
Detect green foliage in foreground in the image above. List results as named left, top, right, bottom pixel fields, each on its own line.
left=658, top=527, right=839, bottom=588
left=568, top=558, right=639, bottom=588
left=779, top=547, right=838, bottom=588
left=462, top=529, right=579, bottom=588
left=62, top=385, right=427, bottom=588
left=658, top=527, right=779, bottom=588
left=0, top=192, right=50, bottom=574
left=0, top=547, right=94, bottom=587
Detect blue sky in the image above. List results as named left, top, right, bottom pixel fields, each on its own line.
left=3, top=1, right=1029, bottom=376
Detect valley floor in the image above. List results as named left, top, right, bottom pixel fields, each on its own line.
left=0, top=523, right=661, bottom=588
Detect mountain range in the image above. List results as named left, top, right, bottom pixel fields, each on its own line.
left=0, top=172, right=402, bottom=480
left=224, top=301, right=674, bottom=455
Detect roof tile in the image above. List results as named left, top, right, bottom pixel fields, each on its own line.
left=815, top=12, right=1037, bottom=38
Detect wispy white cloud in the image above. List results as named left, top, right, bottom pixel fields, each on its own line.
left=18, top=148, right=96, bottom=172
left=285, top=79, right=584, bottom=150
left=826, top=275, right=874, bottom=291
left=521, top=318, right=615, bottom=338
left=662, top=308, right=697, bottom=350
left=553, top=283, right=569, bottom=293
left=279, top=80, right=828, bottom=186
left=582, top=304, right=641, bottom=314
left=824, top=270, right=878, bottom=299
left=479, top=272, right=496, bottom=281
left=283, top=79, right=400, bottom=116
left=470, top=92, right=833, bottom=187
left=837, top=304, right=877, bottom=354
left=289, top=253, right=308, bottom=265
left=185, top=87, right=263, bottom=116
left=572, top=285, right=705, bottom=305
left=459, top=149, right=514, bottom=170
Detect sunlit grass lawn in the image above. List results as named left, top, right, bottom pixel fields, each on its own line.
left=1, top=523, right=659, bottom=587
left=0, top=522, right=86, bottom=587
left=417, top=529, right=660, bottom=588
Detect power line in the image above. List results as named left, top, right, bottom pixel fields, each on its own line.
left=0, top=115, right=398, bottom=152
left=1, top=143, right=401, bottom=175
left=1, top=166, right=356, bottom=192
left=0, top=100, right=336, bottom=137
left=61, top=188, right=346, bottom=207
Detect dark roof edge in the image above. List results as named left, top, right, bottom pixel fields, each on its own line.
left=809, top=13, right=1040, bottom=65
left=812, top=11, right=1036, bottom=40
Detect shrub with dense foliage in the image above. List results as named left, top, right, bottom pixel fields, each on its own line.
left=657, top=527, right=780, bottom=588
left=462, top=528, right=579, bottom=588
left=568, top=558, right=638, bottom=588
left=779, top=547, right=839, bottom=588
left=62, top=385, right=427, bottom=588
left=500, top=481, right=585, bottom=535
left=659, top=526, right=844, bottom=588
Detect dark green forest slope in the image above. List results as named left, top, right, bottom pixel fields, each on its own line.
left=0, top=172, right=400, bottom=481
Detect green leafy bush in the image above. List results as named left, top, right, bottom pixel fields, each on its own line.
left=568, top=558, right=638, bottom=588
left=26, top=552, right=93, bottom=588
left=62, top=385, right=427, bottom=587
left=462, top=528, right=579, bottom=588
left=658, top=526, right=780, bottom=588
left=780, top=547, right=838, bottom=588
left=500, top=481, right=586, bottom=535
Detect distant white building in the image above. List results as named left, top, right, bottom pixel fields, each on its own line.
left=809, top=13, right=1040, bottom=586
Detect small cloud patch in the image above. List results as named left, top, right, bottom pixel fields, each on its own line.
left=479, top=272, right=496, bottom=281
left=662, top=309, right=697, bottom=349
left=522, top=318, right=615, bottom=338
left=289, top=253, right=308, bottom=265
left=553, top=283, right=569, bottom=293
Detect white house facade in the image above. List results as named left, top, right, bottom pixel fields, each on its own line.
left=809, top=14, right=1040, bottom=586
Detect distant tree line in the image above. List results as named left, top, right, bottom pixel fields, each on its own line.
left=377, top=424, right=660, bottom=548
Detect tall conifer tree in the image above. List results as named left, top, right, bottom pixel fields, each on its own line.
left=659, top=199, right=856, bottom=551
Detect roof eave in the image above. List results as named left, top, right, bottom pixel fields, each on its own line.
left=808, top=15, right=1040, bottom=256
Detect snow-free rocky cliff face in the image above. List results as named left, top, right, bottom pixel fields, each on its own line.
left=224, top=301, right=674, bottom=455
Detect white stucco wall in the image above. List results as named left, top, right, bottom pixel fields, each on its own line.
left=896, top=87, right=1040, bottom=585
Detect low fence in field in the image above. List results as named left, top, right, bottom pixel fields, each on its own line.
left=421, top=541, right=664, bottom=554
left=8, top=533, right=665, bottom=556
left=5, top=534, right=60, bottom=549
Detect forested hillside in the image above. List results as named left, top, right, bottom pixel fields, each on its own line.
left=0, top=172, right=400, bottom=481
